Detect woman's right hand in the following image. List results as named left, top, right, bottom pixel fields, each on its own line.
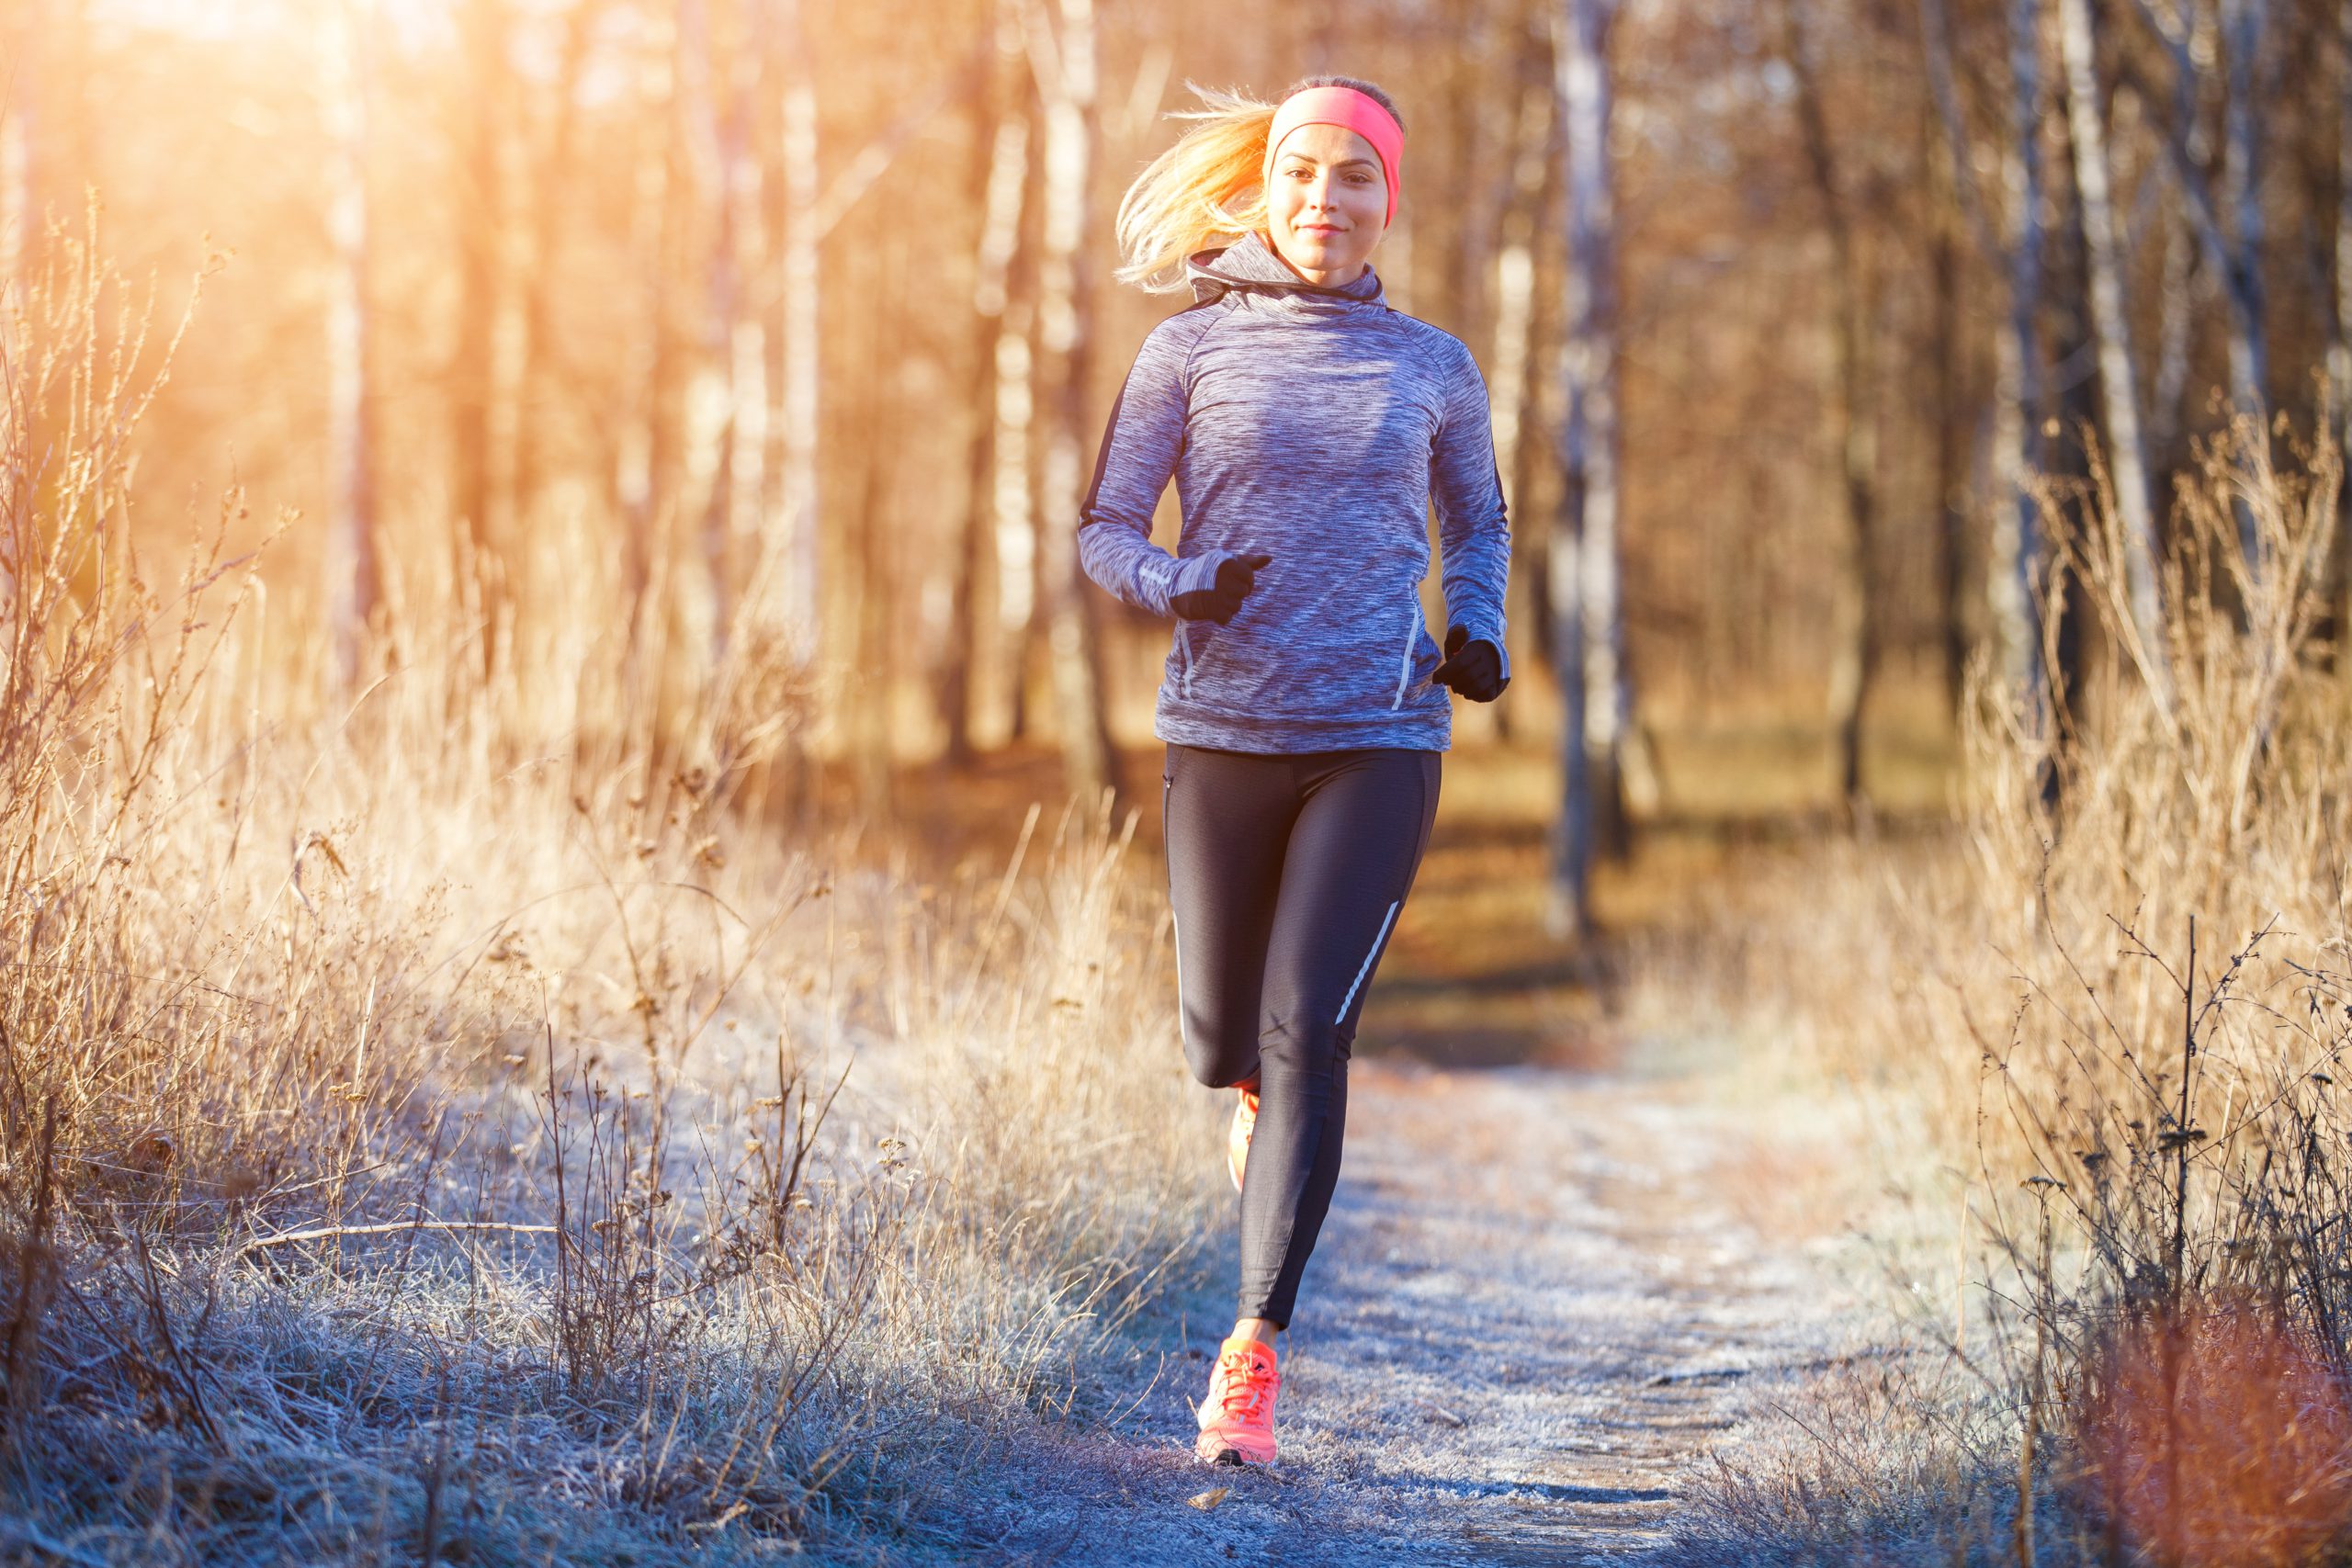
left=1171, top=552, right=1274, bottom=624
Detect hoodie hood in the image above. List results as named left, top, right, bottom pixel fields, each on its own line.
left=1184, top=229, right=1387, bottom=315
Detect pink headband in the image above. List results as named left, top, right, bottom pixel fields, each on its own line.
left=1261, top=85, right=1404, bottom=229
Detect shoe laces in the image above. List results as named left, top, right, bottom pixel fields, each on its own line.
left=1212, top=1346, right=1277, bottom=1423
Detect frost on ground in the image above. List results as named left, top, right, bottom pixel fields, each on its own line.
left=944, top=1058, right=1866, bottom=1567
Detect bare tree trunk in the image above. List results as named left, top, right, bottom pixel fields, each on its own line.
left=718, top=12, right=766, bottom=664
left=998, top=93, right=1044, bottom=745
left=0, top=0, right=36, bottom=307
left=0, top=0, right=37, bottom=627
left=1927, top=95, right=1972, bottom=728
left=1032, top=0, right=1117, bottom=805
left=1489, top=62, right=1553, bottom=694
left=1547, top=510, right=1593, bottom=940
left=1556, top=0, right=1651, bottom=876
left=1784, top=0, right=1881, bottom=822
left=1445, top=0, right=1508, bottom=743
left=322, top=0, right=383, bottom=691
left=512, top=0, right=600, bottom=533
left=2048, top=126, right=2098, bottom=749
left=2218, top=0, right=2269, bottom=423
left=854, top=236, right=901, bottom=815
left=946, top=5, right=1029, bottom=766
left=1443, top=0, right=1503, bottom=360
left=2335, top=0, right=2352, bottom=671
left=1548, top=0, right=1623, bottom=933
left=2058, top=0, right=2170, bottom=710
left=687, top=0, right=763, bottom=665
left=1990, top=0, right=2051, bottom=738
left=2127, top=0, right=2267, bottom=557
left=451, top=0, right=508, bottom=680
left=2151, top=170, right=2194, bottom=465
left=744, top=0, right=822, bottom=819
left=2336, top=0, right=2352, bottom=443
left=1524, top=73, right=1568, bottom=678
left=768, top=0, right=821, bottom=661
left=614, top=15, right=692, bottom=655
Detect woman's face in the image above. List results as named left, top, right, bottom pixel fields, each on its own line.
left=1265, top=122, right=1389, bottom=286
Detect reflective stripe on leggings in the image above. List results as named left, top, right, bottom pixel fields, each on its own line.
left=1333, top=899, right=1400, bottom=1024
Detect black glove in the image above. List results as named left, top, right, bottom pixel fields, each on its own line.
left=1170, top=552, right=1273, bottom=625
left=1430, top=624, right=1508, bottom=702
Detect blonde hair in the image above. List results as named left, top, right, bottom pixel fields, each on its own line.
left=1114, top=75, right=1407, bottom=294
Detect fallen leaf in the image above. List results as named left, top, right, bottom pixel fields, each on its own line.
left=1186, top=1486, right=1229, bottom=1511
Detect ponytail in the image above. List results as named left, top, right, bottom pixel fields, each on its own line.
left=1112, top=83, right=1278, bottom=294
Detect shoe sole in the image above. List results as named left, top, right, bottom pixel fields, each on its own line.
left=1195, top=1426, right=1274, bottom=1465
left=1203, top=1444, right=1274, bottom=1466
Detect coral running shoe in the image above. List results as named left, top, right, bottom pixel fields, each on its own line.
left=1194, top=1333, right=1281, bottom=1465
left=1227, top=1082, right=1260, bottom=1193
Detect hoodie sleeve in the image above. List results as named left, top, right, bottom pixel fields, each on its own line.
left=1076, top=310, right=1236, bottom=619
left=1430, top=335, right=1514, bottom=681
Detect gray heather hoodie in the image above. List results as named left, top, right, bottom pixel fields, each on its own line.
left=1075, top=229, right=1512, bottom=754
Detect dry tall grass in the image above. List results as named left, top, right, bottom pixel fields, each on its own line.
left=1666, top=390, right=2352, bottom=1565
left=0, top=230, right=1220, bottom=1563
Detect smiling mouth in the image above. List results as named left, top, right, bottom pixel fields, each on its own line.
left=1301, top=224, right=1343, bottom=234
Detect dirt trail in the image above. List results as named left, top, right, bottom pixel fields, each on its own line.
left=939, top=784, right=1853, bottom=1565
left=962, top=1057, right=1849, bottom=1566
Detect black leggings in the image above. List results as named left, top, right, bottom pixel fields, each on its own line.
left=1160, top=741, right=1442, bottom=1328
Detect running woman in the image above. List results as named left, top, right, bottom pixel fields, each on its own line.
left=1076, top=75, right=1511, bottom=1467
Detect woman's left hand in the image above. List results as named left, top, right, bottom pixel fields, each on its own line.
left=1431, top=626, right=1509, bottom=703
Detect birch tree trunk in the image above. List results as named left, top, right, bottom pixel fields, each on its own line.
left=2129, top=0, right=2267, bottom=558
left=1548, top=0, right=1622, bottom=933
left=1784, top=0, right=1881, bottom=820
left=512, top=0, right=600, bottom=536
left=2217, top=0, right=2268, bottom=426
left=1445, top=0, right=1509, bottom=742
left=613, top=17, right=687, bottom=653
left=1442, top=0, right=1503, bottom=363
left=1548, top=511, right=1593, bottom=941
left=0, top=0, right=35, bottom=310
left=718, top=20, right=766, bottom=664
left=946, top=6, right=1029, bottom=764
left=1927, top=0, right=2051, bottom=734
left=1927, top=96, right=1971, bottom=726
left=1489, top=64, right=1553, bottom=686
left=1559, top=0, right=1655, bottom=863
left=0, top=0, right=37, bottom=627
left=2335, top=0, right=2352, bottom=671
left=322, top=0, right=383, bottom=692
left=766, top=0, right=821, bottom=661
left=996, top=94, right=1044, bottom=743
left=741, top=0, right=822, bottom=818
left=1989, top=0, right=2051, bottom=737
left=853, top=236, right=901, bottom=813
left=1032, top=0, right=1117, bottom=805
left=689, top=0, right=764, bottom=665
left=451, top=0, right=507, bottom=679
left=2058, top=0, right=2170, bottom=709
left=2151, top=173, right=2194, bottom=465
